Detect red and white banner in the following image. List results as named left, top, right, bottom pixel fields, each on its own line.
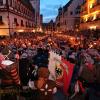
left=48, top=51, right=74, bottom=95
left=10, top=67, right=20, bottom=85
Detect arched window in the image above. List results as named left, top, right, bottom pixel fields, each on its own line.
left=0, top=16, right=4, bottom=25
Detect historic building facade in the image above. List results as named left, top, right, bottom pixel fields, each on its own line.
left=30, top=0, right=40, bottom=29
left=80, top=0, right=100, bottom=30
left=55, top=7, right=63, bottom=33
left=0, top=0, right=35, bottom=36
left=42, top=20, right=55, bottom=34
left=55, top=0, right=84, bottom=33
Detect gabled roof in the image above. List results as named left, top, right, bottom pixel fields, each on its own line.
left=63, top=0, right=74, bottom=12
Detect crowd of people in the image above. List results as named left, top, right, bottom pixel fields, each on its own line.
left=0, top=33, right=100, bottom=100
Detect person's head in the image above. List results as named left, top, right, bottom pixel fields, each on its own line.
left=1, top=46, right=9, bottom=56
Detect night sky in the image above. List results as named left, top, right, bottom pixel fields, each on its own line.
left=40, top=0, right=69, bottom=22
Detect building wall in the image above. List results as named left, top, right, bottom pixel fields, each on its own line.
left=63, top=0, right=83, bottom=31
left=80, top=0, right=100, bottom=30
left=55, top=8, right=63, bottom=33
left=0, top=12, right=9, bottom=35
left=0, top=0, right=35, bottom=36
left=0, top=12, right=34, bottom=35
left=30, top=0, right=40, bottom=27
left=42, top=20, right=55, bottom=34
left=55, top=0, right=84, bottom=33
left=9, top=12, right=34, bottom=32
left=30, top=0, right=40, bottom=13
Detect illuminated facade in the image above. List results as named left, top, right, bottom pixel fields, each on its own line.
left=80, top=0, right=100, bottom=30
left=0, top=0, right=35, bottom=36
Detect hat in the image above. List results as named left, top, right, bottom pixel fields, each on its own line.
left=20, top=53, right=28, bottom=59
left=1, top=46, right=9, bottom=55
left=38, top=67, right=50, bottom=78
left=69, top=52, right=76, bottom=60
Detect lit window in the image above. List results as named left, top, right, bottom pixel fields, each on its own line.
left=85, top=17, right=88, bottom=22
left=90, top=4, right=93, bottom=8
left=90, top=26, right=96, bottom=30
left=93, top=14, right=96, bottom=20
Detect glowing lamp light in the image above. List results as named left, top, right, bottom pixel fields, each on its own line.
left=89, top=44, right=93, bottom=48
left=32, top=29, right=35, bottom=33
left=94, top=42, right=96, bottom=45
left=39, top=28, right=43, bottom=32
left=14, top=39, right=17, bottom=41
left=70, top=37, right=73, bottom=40
left=90, top=4, right=93, bottom=9
left=39, top=28, right=42, bottom=32
left=28, top=42, right=31, bottom=46
left=93, top=14, right=96, bottom=20
left=84, top=16, right=88, bottom=22
left=90, top=26, right=96, bottom=30
left=86, top=18, right=88, bottom=22
left=18, top=29, right=24, bottom=32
